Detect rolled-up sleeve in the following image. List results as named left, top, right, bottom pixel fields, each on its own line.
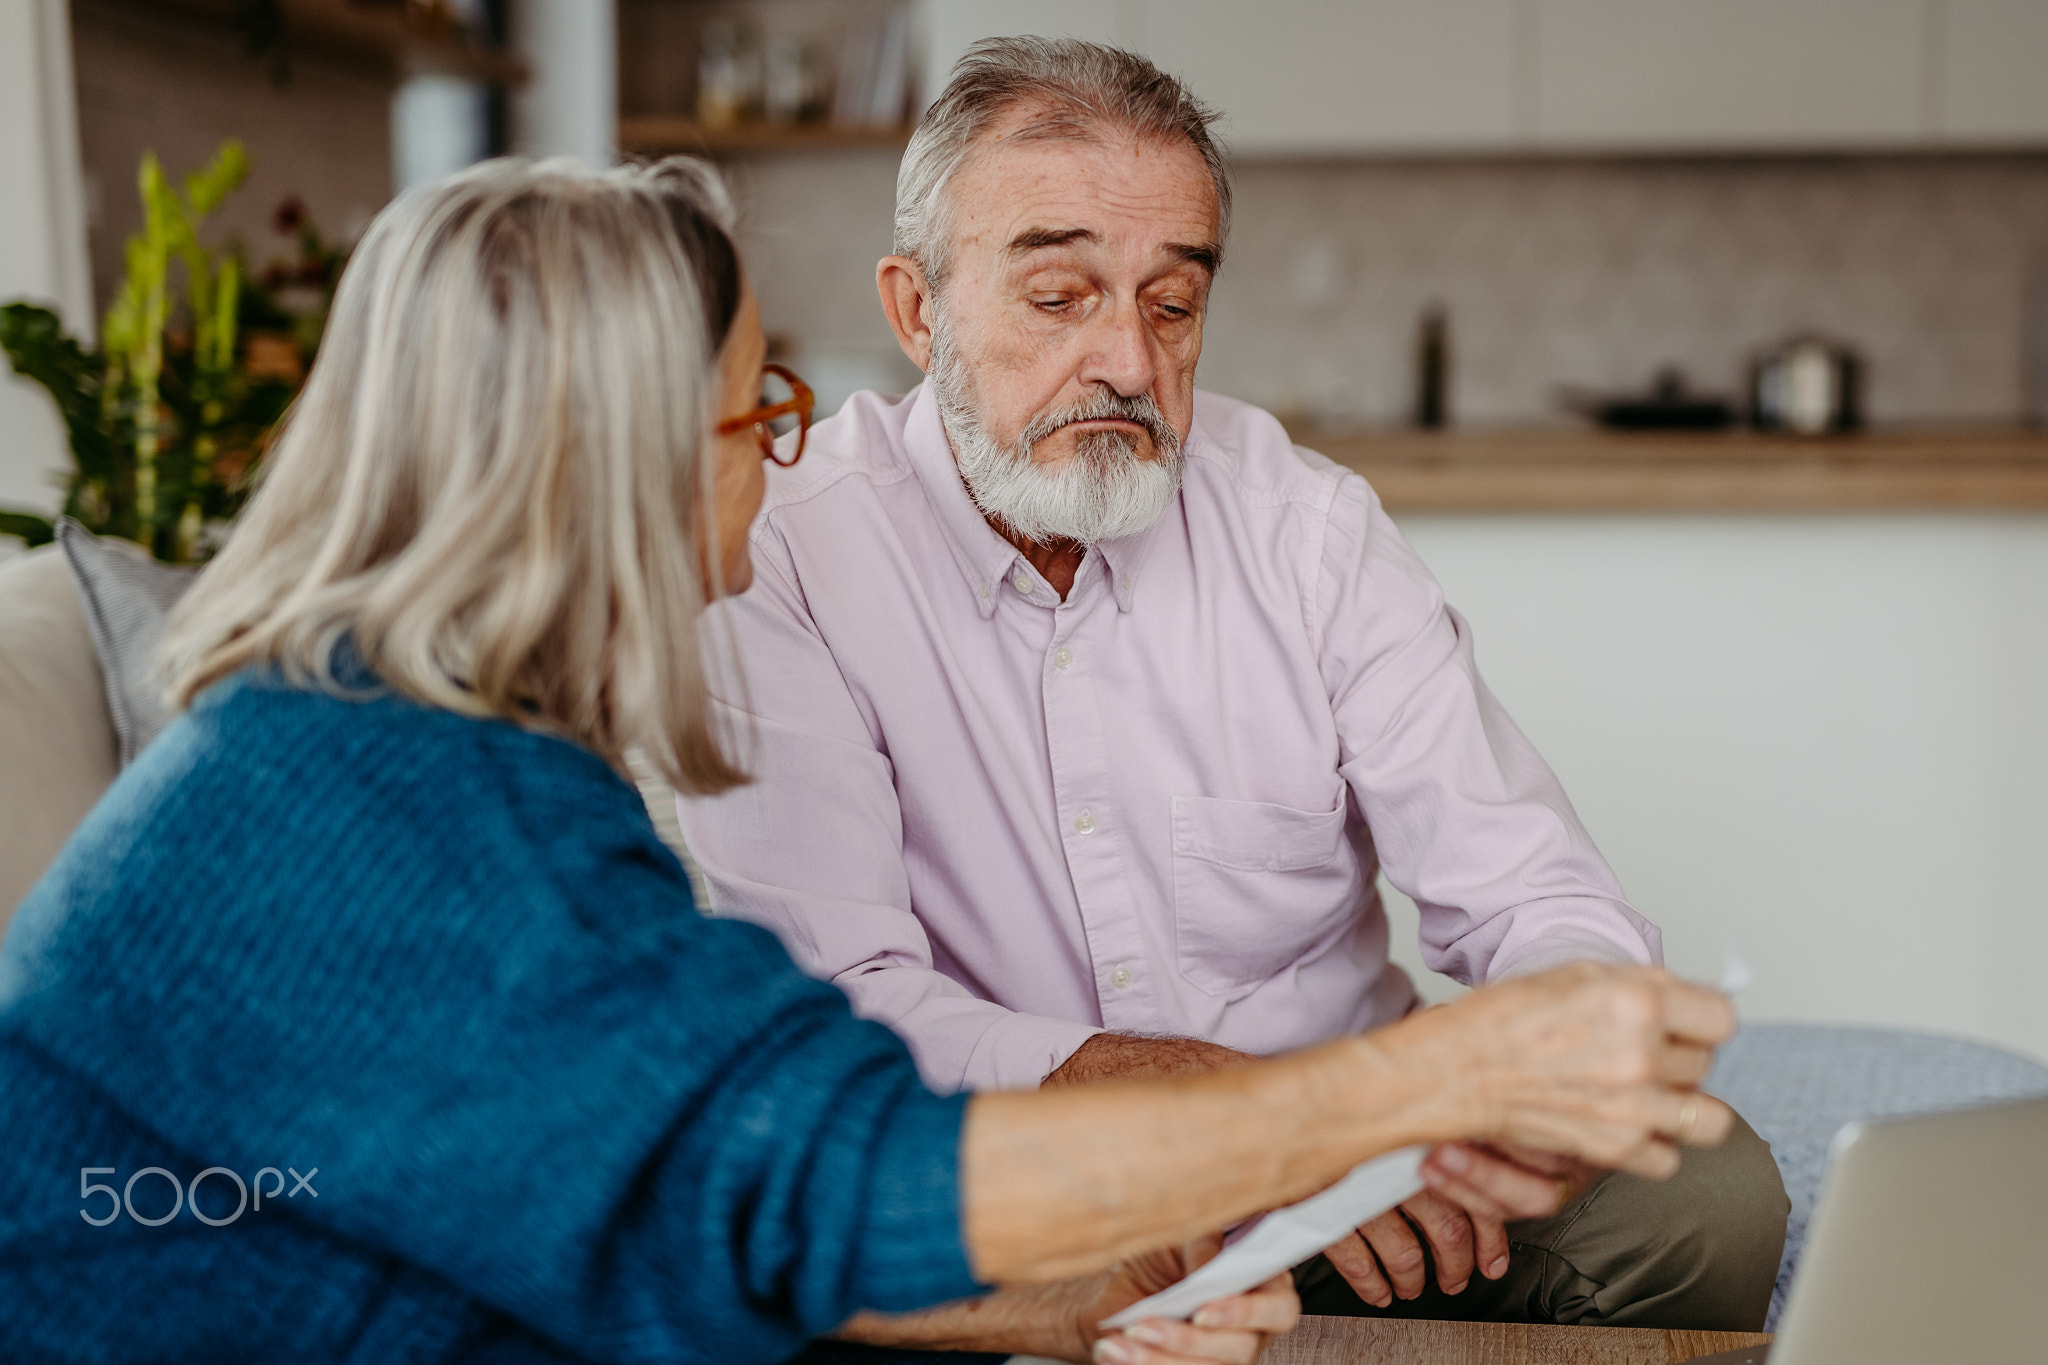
left=677, top=535, right=1102, bottom=1095
left=1312, top=472, right=1662, bottom=983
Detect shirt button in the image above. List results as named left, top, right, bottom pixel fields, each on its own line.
left=1053, top=647, right=1074, bottom=669
left=1074, top=811, right=1097, bottom=835
left=1013, top=572, right=1033, bottom=595
left=1110, top=964, right=1133, bottom=989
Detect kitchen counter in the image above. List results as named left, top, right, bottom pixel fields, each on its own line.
left=1294, top=428, right=2048, bottom=512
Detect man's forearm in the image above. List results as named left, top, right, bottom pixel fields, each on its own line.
left=834, top=1277, right=1102, bottom=1361
left=1041, top=1031, right=1254, bottom=1087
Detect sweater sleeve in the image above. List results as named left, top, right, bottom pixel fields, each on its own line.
left=0, top=681, right=984, bottom=1365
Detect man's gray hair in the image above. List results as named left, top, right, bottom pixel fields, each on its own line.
left=894, top=36, right=1231, bottom=289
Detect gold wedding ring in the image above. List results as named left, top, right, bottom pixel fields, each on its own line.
left=1675, top=1094, right=1700, bottom=1143
left=1555, top=1174, right=1572, bottom=1208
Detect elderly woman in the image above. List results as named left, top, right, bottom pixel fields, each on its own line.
left=0, top=159, right=1735, bottom=1365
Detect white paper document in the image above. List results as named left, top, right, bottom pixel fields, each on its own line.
left=1099, top=1144, right=1428, bottom=1329
left=1719, top=947, right=1752, bottom=997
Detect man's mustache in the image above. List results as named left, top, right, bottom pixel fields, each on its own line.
left=1019, top=391, right=1180, bottom=457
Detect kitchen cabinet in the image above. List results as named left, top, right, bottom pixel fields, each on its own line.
left=1529, top=0, right=1925, bottom=150
left=1138, top=0, right=1522, bottom=154
left=916, top=0, right=1521, bottom=154
left=914, top=0, right=2048, bottom=155
left=1380, top=508, right=2048, bottom=1064
left=1938, top=0, right=2048, bottom=141
left=919, top=0, right=1133, bottom=81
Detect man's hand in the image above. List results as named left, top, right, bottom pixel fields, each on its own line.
left=1322, top=1188, right=1501, bottom=1306
left=1318, top=1143, right=1602, bottom=1304
left=1043, top=1032, right=1254, bottom=1087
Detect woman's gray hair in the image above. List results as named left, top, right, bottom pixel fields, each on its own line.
left=161, top=156, right=753, bottom=795
left=894, top=36, right=1231, bottom=290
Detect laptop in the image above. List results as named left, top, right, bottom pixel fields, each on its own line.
left=1692, top=1094, right=2048, bottom=1365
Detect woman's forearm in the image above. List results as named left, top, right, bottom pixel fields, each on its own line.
left=958, top=965, right=1738, bottom=1286
left=961, top=1029, right=1449, bottom=1284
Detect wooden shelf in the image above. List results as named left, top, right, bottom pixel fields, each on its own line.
left=101, top=0, right=527, bottom=85
left=619, top=116, right=913, bottom=155
left=1294, top=428, right=2048, bottom=512
left=288, top=0, right=525, bottom=83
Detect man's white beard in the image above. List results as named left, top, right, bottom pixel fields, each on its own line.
left=929, top=318, right=1184, bottom=548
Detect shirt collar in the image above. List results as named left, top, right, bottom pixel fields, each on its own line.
left=900, top=381, right=1176, bottom=619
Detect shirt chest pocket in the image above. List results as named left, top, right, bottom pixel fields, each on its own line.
left=1171, top=794, right=1360, bottom=998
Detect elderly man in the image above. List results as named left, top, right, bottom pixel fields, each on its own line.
left=678, top=37, right=1787, bottom=1331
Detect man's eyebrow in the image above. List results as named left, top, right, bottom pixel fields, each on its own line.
left=1005, top=229, right=1222, bottom=277
left=1166, top=241, right=1223, bottom=276
left=1005, top=227, right=1095, bottom=255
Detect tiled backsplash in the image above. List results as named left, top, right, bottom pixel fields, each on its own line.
left=728, top=150, right=2048, bottom=430
left=1213, top=155, right=2048, bottom=430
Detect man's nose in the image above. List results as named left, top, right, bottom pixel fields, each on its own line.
left=1076, top=296, right=1158, bottom=399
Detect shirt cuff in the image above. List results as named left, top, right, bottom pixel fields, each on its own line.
left=1486, top=926, right=1655, bottom=981
left=959, top=1012, right=1107, bottom=1093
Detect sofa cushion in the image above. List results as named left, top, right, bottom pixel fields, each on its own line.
left=0, top=546, right=119, bottom=923
left=1706, top=1022, right=2048, bottom=1329
left=56, top=520, right=195, bottom=765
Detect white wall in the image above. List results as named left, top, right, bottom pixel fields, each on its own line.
left=0, top=0, right=91, bottom=521
left=1376, top=513, right=2048, bottom=1065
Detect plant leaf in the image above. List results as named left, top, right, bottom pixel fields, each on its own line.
left=0, top=510, right=56, bottom=548
left=184, top=139, right=250, bottom=218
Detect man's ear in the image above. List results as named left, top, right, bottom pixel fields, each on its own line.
left=876, top=255, right=935, bottom=373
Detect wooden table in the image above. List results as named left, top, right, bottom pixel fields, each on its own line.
left=1259, top=1317, right=1772, bottom=1363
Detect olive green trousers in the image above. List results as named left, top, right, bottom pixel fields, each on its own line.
left=1295, top=1112, right=1789, bottom=1332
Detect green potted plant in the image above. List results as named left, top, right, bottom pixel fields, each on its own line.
left=1, top=140, right=341, bottom=563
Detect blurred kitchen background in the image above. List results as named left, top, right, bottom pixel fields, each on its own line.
left=4, top=0, right=2047, bottom=1061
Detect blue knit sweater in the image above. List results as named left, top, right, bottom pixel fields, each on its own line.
left=0, top=669, right=982, bottom=1364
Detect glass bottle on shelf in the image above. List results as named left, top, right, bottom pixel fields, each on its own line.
left=697, top=19, right=755, bottom=130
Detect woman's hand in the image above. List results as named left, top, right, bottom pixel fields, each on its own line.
left=1419, top=1140, right=1602, bottom=1226
left=1318, top=962, right=1732, bottom=1308
left=834, top=1231, right=1297, bottom=1363
left=1387, top=964, right=1737, bottom=1180
left=1085, top=1234, right=1300, bottom=1365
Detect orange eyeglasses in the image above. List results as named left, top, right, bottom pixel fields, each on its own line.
left=717, top=363, right=814, bottom=467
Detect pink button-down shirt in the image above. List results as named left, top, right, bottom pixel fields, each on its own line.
left=676, top=383, right=1660, bottom=1095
